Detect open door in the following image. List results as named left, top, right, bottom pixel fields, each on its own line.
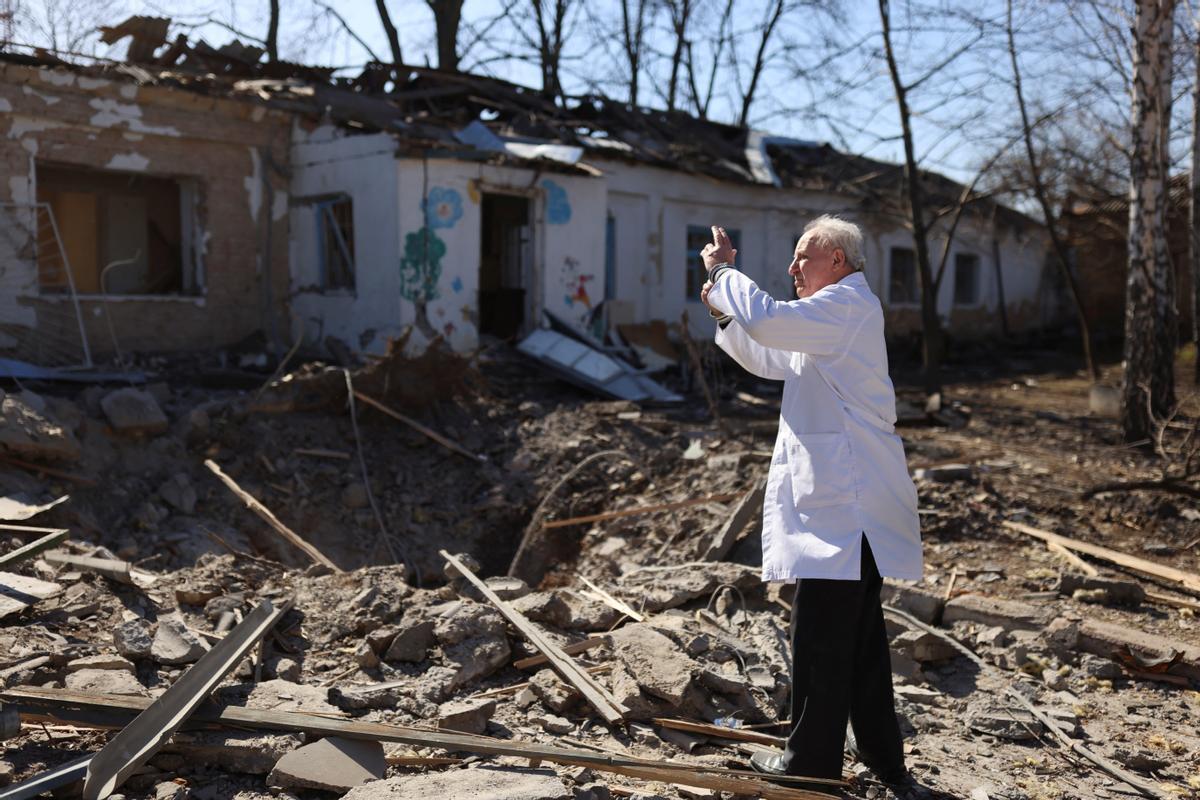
left=479, top=193, right=531, bottom=339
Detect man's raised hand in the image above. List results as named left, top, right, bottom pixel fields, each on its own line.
left=700, top=225, right=737, bottom=270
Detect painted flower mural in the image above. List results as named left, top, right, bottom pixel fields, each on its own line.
left=399, top=226, right=446, bottom=303
left=422, top=187, right=463, bottom=230
left=542, top=179, right=571, bottom=225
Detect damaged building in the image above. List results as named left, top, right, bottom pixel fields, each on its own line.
left=1, top=21, right=1055, bottom=366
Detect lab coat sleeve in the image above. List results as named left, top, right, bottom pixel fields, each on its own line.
left=714, top=320, right=795, bottom=380
left=707, top=269, right=849, bottom=356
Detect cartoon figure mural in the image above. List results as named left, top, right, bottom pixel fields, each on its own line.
left=561, top=254, right=597, bottom=329
left=542, top=179, right=571, bottom=225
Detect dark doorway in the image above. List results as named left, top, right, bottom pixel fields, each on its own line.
left=479, top=193, right=531, bottom=339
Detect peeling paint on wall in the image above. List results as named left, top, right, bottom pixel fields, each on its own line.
left=7, top=116, right=65, bottom=139
left=8, top=175, right=33, bottom=206
left=119, top=84, right=137, bottom=100
left=88, top=98, right=181, bottom=136
left=22, top=86, right=60, bottom=105
left=77, top=77, right=111, bottom=90
left=106, top=152, right=150, bottom=171
left=0, top=98, right=10, bottom=113
left=271, top=191, right=288, bottom=222
left=244, top=147, right=262, bottom=223
left=122, top=132, right=144, bottom=142
left=38, top=70, right=75, bottom=87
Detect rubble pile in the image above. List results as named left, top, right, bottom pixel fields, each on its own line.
left=0, top=350, right=1197, bottom=799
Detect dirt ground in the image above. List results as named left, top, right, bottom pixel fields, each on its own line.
left=0, top=336, right=1197, bottom=800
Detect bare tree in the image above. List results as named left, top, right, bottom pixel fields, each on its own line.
left=428, top=0, right=464, bottom=71
left=532, top=0, right=574, bottom=102
left=267, top=0, right=280, bottom=62
left=685, top=0, right=734, bottom=119
left=663, top=0, right=695, bottom=112
left=375, top=0, right=405, bottom=68
left=1124, top=0, right=1179, bottom=443
left=737, top=0, right=785, bottom=127
left=1192, top=15, right=1200, bottom=385
left=620, top=0, right=652, bottom=105
left=1006, top=0, right=1099, bottom=379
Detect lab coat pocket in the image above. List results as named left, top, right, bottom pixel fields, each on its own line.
left=786, top=433, right=856, bottom=509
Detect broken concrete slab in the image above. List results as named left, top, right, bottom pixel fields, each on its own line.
left=511, top=591, right=573, bottom=628
left=964, top=700, right=1043, bottom=741
left=1058, top=574, right=1145, bottom=606
left=113, top=619, right=154, bottom=660
left=462, top=575, right=530, bottom=603
left=268, top=736, right=385, bottom=793
left=533, top=712, right=574, bottom=734
left=342, top=765, right=571, bottom=800
left=442, top=634, right=510, bottom=693
left=881, top=580, right=945, bottom=624
left=892, top=629, right=958, bottom=664
left=942, top=594, right=1052, bottom=632
left=151, top=616, right=210, bottom=664
left=529, top=668, right=583, bottom=714
left=382, top=619, right=435, bottom=663
left=64, top=667, right=148, bottom=696
left=0, top=393, right=82, bottom=462
left=437, top=698, right=497, bottom=734
left=100, top=388, right=169, bottom=436
left=431, top=601, right=507, bottom=645
left=221, top=679, right=343, bottom=715
left=1075, top=619, right=1200, bottom=681
left=0, top=572, right=62, bottom=619
left=329, top=681, right=406, bottom=711
left=616, top=563, right=759, bottom=613
left=65, top=654, right=136, bottom=673
left=609, top=624, right=697, bottom=706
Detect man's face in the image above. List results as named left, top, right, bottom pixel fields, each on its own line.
left=788, top=233, right=845, bottom=299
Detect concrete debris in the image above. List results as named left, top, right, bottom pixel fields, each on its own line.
left=342, top=766, right=572, bottom=800
left=162, top=731, right=303, bottom=774
left=100, top=388, right=169, bottom=436
left=616, top=563, right=759, bottom=613
left=1058, top=573, right=1145, bottom=605
left=268, top=736, right=386, bottom=792
left=942, top=594, right=1052, bottom=632
left=382, top=620, right=436, bottom=663
left=65, top=654, right=136, bottom=673
left=533, top=711, right=574, bottom=734
left=964, top=700, right=1044, bottom=741
left=64, top=667, right=148, bottom=696
left=511, top=591, right=573, bottom=627
left=610, top=624, right=697, bottom=706
left=113, top=619, right=154, bottom=660
left=892, top=629, right=958, bottom=664
left=529, top=668, right=583, bottom=714
left=150, top=616, right=210, bottom=664
left=0, top=393, right=82, bottom=462
left=158, top=473, right=198, bottom=515
left=436, top=697, right=497, bottom=734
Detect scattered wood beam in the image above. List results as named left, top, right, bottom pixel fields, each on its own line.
left=653, top=717, right=785, bottom=747
left=1144, top=591, right=1200, bottom=612
left=440, top=550, right=628, bottom=726
left=3, top=687, right=832, bottom=800
left=468, top=665, right=611, bottom=700
left=80, top=598, right=292, bottom=800
left=543, top=493, right=740, bottom=530
left=1003, top=521, right=1200, bottom=594
left=352, top=390, right=486, bottom=464
left=42, top=552, right=133, bottom=585
left=577, top=576, right=644, bottom=622
left=702, top=477, right=766, bottom=561
left=883, top=604, right=1173, bottom=800
left=0, top=455, right=96, bottom=486
left=0, top=529, right=68, bottom=569
left=514, top=636, right=606, bottom=670
left=204, top=459, right=341, bottom=573
left=1046, top=541, right=1099, bottom=576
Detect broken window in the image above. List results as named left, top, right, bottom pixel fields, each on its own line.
left=686, top=225, right=741, bottom=299
left=953, top=253, right=980, bottom=306
left=315, top=196, right=355, bottom=291
left=35, top=162, right=197, bottom=295
left=888, top=247, right=917, bottom=305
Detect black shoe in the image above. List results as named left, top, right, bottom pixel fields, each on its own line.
left=747, top=751, right=842, bottom=796
left=876, top=769, right=933, bottom=800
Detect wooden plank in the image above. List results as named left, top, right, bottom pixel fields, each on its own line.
left=1004, top=521, right=1200, bottom=594
left=514, top=636, right=606, bottom=670
left=577, top=576, right=644, bottom=622
left=2, top=688, right=834, bottom=800
left=440, top=550, right=628, bottom=725
left=543, top=494, right=740, bottom=530
left=294, top=448, right=351, bottom=461
left=469, top=665, right=611, bottom=699
left=1145, top=591, right=1200, bottom=612
left=702, top=478, right=766, bottom=561
left=0, top=529, right=68, bottom=569
left=352, top=390, right=486, bottom=464
left=204, top=459, right=341, bottom=572
left=653, top=717, right=785, bottom=747
left=0, top=455, right=96, bottom=486
left=42, top=552, right=133, bottom=585
left=1046, top=541, right=1099, bottom=577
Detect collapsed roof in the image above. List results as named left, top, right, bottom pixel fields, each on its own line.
left=3, top=15, right=1038, bottom=229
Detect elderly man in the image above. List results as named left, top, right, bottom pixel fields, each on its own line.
left=699, top=216, right=923, bottom=796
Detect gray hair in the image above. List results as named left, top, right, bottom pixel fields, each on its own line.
left=802, top=214, right=866, bottom=272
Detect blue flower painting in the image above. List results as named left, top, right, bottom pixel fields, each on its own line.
left=542, top=179, right=571, bottom=225
left=422, top=187, right=463, bottom=230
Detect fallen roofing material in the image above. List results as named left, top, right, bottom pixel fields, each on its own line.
left=3, top=688, right=837, bottom=800
left=517, top=328, right=682, bottom=404
left=80, top=597, right=292, bottom=799
left=0, top=528, right=68, bottom=569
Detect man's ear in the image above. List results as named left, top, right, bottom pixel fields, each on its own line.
left=833, top=248, right=845, bottom=269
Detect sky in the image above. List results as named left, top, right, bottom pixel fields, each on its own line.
left=13, top=0, right=1189, bottom=193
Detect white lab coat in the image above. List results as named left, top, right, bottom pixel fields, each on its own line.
left=708, top=269, right=922, bottom=581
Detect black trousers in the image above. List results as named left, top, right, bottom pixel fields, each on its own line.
left=781, top=536, right=904, bottom=779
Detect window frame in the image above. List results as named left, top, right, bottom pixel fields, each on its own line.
left=952, top=252, right=981, bottom=307
left=314, top=194, right=356, bottom=293
left=887, top=246, right=918, bottom=307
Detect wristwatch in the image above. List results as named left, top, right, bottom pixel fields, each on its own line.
left=707, top=263, right=734, bottom=326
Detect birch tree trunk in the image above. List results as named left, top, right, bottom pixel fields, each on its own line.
left=1124, top=0, right=1178, bottom=442
left=1192, top=20, right=1200, bottom=384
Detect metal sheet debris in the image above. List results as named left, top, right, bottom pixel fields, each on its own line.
left=517, top=328, right=681, bottom=404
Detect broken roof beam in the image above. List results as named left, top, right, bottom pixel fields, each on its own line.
left=204, top=459, right=342, bottom=572
left=80, top=597, right=292, bottom=800
left=703, top=477, right=767, bottom=562
left=42, top=551, right=135, bottom=585
left=542, top=493, right=740, bottom=530
left=439, top=549, right=628, bottom=726
left=352, top=390, right=487, bottom=464
left=0, top=528, right=68, bottom=569
left=3, top=688, right=834, bottom=800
